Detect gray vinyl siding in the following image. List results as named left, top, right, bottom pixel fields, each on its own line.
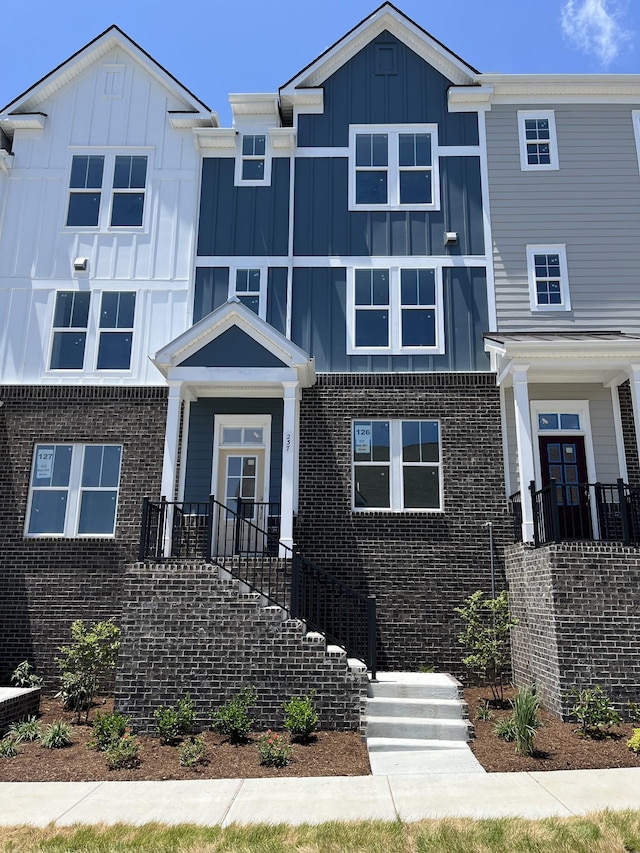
left=197, top=158, right=290, bottom=257
left=291, top=266, right=489, bottom=372
left=487, top=103, right=640, bottom=333
left=294, top=156, right=484, bottom=257
left=505, top=383, right=621, bottom=494
left=183, top=399, right=284, bottom=504
left=297, top=32, right=478, bottom=148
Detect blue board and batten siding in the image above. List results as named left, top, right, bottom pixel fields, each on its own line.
left=291, top=267, right=488, bottom=372
left=193, top=267, right=287, bottom=333
left=183, top=399, right=284, bottom=504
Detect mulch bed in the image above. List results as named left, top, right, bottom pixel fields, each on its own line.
left=465, top=686, right=640, bottom=773
left=0, top=696, right=370, bottom=782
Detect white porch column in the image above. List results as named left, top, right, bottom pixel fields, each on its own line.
left=280, top=381, right=299, bottom=554
left=627, top=364, right=640, bottom=471
left=160, top=382, right=183, bottom=502
left=512, top=365, right=535, bottom=542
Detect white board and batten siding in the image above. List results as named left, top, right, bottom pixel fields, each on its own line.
left=0, top=46, right=202, bottom=385
left=486, top=103, right=640, bottom=334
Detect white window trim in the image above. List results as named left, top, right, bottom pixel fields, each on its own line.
left=348, top=124, right=440, bottom=211
left=47, top=288, right=137, bottom=376
left=228, top=266, right=267, bottom=321
left=234, top=133, right=273, bottom=187
left=25, top=443, right=122, bottom=538
left=518, top=110, right=559, bottom=171
left=346, top=265, right=445, bottom=355
left=631, top=110, right=640, bottom=171
left=351, top=419, right=443, bottom=513
left=526, top=244, right=571, bottom=312
left=64, top=149, right=152, bottom=232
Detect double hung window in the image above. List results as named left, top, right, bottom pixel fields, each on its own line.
left=349, top=125, right=439, bottom=210
left=518, top=111, right=559, bottom=171
left=232, top=269, right=262, bottom=315
left=97, top=292, right=136, bottom=369
left=352, top=420, right=441, bottom=511
left=235, top=134, right=271, bottom=185
left=26, top=444, right=122, bottom=536
left=66, top=156, right=104, bottom=227
left=66, top=153, right=148, bottom=228
left=111, top=155, right=147, bottom=226
left=526, top=245, right=570, bottom=311
left=50, top=291, right=90, bottom=370
left=348, top=267, right=443, bottom=354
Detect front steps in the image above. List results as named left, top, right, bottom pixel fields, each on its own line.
left=363, top=672, right=485, bottom=775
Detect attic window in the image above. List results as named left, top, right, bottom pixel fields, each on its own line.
left=375, top=44, right=397, bottom=75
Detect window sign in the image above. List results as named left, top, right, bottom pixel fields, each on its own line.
left=36, top=447, right=55, bottom=480
left=354, top=424, right=372, bottom=455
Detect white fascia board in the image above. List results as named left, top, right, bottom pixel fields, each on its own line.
left=269, top=127, right=297, bottom=152
left=0, top=114, right=47, bottom=133
left=165, top=366, right=301, bottom=385
left=476, top=73, right=640, bottom=104
left=280, top=6, right=476, bottom=99
left=169, top=111, right=219, bottom=129
left=193, top=127, right=237, bottom=152
left=229, top=93, right=280, bottom=128
left=448, top=85, right=494, bottom=112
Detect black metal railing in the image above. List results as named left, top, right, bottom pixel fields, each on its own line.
left=138, top=496, right=377, bottom=677
left=509, top=479, right=640, bottom=547
left=509, top=491, right=522, bottom=542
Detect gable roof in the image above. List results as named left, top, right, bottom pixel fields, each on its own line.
left=279, top=2, right=478, bottom=120
left=0, top=25, right=216, bottom=129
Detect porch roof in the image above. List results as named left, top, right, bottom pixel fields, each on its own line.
left=484, top=330, right=640, bottom=387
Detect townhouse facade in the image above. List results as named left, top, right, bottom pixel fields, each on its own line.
left=0, top=4, right=638, bottom=722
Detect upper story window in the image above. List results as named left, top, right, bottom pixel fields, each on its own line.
left=235, top=134, right=272, bottom=186
left=518, top=111, right=559, bottom=171
left=349, top=125, right=440, bottom=211
left=347, top=267, right=444, bottom=355
left=232, top=268, right=262, bottom=315
left=26, top=443, right=122, bottom=537
left=526, top=245, right=571, bottom=312
left=66, top=153, right=148, bottom=229
left=352, top=419, right=442, bottom=512
left=49, top=290, right=136, bottom=372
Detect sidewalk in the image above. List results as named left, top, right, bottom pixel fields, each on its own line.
left=1, top=768, right=640, bottom=827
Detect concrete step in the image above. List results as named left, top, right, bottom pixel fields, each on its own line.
left=369, top=672, right=461, bottom=701
left=365, top=715, right=471, bottom=742
left=365, top=696, right=467, bottom=720
left=368, top=747, right=486, bottom=775
left=366, top=736, right=472, bottom=752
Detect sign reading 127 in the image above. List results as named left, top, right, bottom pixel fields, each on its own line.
left=354, top=425, right=372, bottom=455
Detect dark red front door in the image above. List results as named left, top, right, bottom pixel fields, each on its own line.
left=539, top=435, right=592, bottom=539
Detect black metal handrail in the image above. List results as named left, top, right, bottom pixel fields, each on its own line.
left=509, top=491, right=522, bottom=542
left=138, top=496, right=377, bottom=677
left=524, top=479, right=640, bottom=547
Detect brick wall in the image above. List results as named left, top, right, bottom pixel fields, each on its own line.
left=506, top=541, right=640, bottom=716
left=0, top=688, right=41, bottom=736
left=294, top=373, right=511, bottom=675
left=0, top=385, right=167, bottom=681
left=115, top=562, right=368, bottom=733
left=619, top=382, right=640, bottom=486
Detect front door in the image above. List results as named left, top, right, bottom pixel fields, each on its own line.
left=539, top=435, right=592, bottom=539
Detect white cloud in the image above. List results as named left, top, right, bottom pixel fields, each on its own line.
left=561, top=0, right=632, bottom=65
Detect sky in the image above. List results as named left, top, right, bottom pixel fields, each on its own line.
left=2, top=0, right=640, bottom=124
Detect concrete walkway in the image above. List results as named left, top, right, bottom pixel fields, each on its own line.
left=1, top=768, right=640, bottom=826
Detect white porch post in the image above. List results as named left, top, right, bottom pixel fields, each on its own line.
left=280, top=381, right=299, bottom=555
left=160, top=382, right=183, bottom=556
left=627, top=364, right=640, bottom=471
left=512, top=365, right=535, bottom=542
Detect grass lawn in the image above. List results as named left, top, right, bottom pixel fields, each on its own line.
left=0, top=811, right=639, bottom=852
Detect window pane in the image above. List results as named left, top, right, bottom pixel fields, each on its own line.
left=50, top=332, right=86, bottom=369
left=354, top=422, right=374, bottom=461
left=129, top=156, right=147, bottom=188
left=228, top=457, right=242, bottom=476
left=222, top=428, right=243, bottom=444
left=355, top=309, right=388, bottom=347
left=100, top=292, right=135, bottom=329
left=238, top=295, right=260, bottom=313
left=538, top=414, right=559, bottom=430
left=70, top=292, right=91, bottom=327
left=53, top=292, right=73, bottom=328
left=242, top=159, right=264, bottom=180
left=399, top=170, right=431, bottom=204
left=113, top=156, right=131, bottom=188
left=372, top=134, right=388, bottom=166
left=402, top=308, right=435, bottom=347
left=399, top=133, right=431, bottom=167
left=372, top=270, right=389, bottom=305
left=403, top=466, right=439, bottom=509
left=355, top=270, right=372, bottom=305
left=78, top=491, right=117, bottom=534
left=419, top=421, right=440, bottom=462
left=28, top=491, right=68, bottom=534
left=354, top=465, right=390, bottom=508
left=111, top=193, right=144, bottom=226
left=372, top=421, right=390, bottom=461
left=32, top=445, right=72, bottom=487
left=67, top=193, right=100, bottom=227
left=244, top=428, right=264, bottom=444
left=400, top=270, right=418, bottom=305
left=560, top=413, right=580, bottom=430
left=355, top=134, right=372, bottom=166
left=70, top=155, right=104, bottom=189
left=82, top=446, right=104, bottom=487
left=402, top=421, right=421, bottom=461
left=356, top=171, right=387, bottom=205
left=97, top=332, right=133, bottom=369
left=101, top=446, right=122, bottom=488
left=418, top=270, right=436, bottom=304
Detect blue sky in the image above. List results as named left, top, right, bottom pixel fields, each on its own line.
left=2, top=0, right=639, bottom=123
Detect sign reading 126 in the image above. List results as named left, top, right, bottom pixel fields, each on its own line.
left=354, top=425, right=372, bottom=455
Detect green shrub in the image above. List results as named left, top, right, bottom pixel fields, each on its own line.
left=8, top=716, right=41, bottom=743
left=257, top=730, right=292, bottom=767
left=154, top=695, right=195, bottom=745
left=476, top=700, right=493, bottom=721
left=179, top=735, right=207, bottom=768
left=210, top=686, right=257, bottom=744
left=0, top=738, right=19, bottom=758
left=104, top=733, right=140, bottom=770
left=56, top=620, right=120, bottom=723
left=494, top=716, right=516, bottom=741
left=41, top=721, right=72, bottom=749
left=628, top=702, right=640, bottom=725
left=627, top=728, right=640, bottom=754
left=511, top=685, right=541, bottom=757
left=283, top=693, right=319, bottom=741
left=10, top=661, right=43, bottom=688
left=455, top=590, right=517, bottom=704
left=89, top=710, right=130, bottom=751
left=568, top=686, right=621, bottom=739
